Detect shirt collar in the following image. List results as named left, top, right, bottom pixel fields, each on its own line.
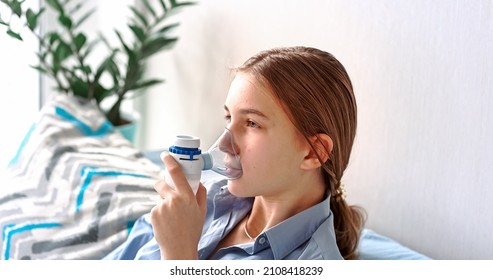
left=213, top=186, right=253, bottom=219
left=264, top=196, right=332, bottom=259
left=211, top=185, right=333, bottom=260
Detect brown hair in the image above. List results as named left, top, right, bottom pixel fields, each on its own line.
left=237, top=46, right=366, bottom=259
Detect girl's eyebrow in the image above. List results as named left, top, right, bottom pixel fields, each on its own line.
left=224, top=105, right=270, bottom=120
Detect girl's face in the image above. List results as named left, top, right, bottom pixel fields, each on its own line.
left=224, top=73, right=310, bottom=198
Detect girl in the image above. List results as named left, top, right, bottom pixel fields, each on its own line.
left=104, top=46, right=365, bottom=260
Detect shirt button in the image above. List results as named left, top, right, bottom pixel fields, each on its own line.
left=258, top=237, right=266, bottom=244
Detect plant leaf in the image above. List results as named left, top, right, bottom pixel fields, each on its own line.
left=129, top=6, right=148, bottom=27
left=25, top=9, right=35, bottom=28
left=58, top=14, right=73, bottom=29
left=48, top=32, right=60, bottom=45
left=7, top=29, right=23, bottom=41
left=45, top=0, right=63, bottom=13
left=54, top=40, right=73, bottom=62
left=93, top=83, right=112, bottom=104
left=74, top=7, right=95, bottom=29
left=69, top=76, right=90, bottom=98
left=69, top=2, right=84, bottom=14
left=0, top=15, right=8, bottom=26
left=141, top=37, right=177, bottom=59
left=129, top=78, right=163, bottom=91
left=26, top=8, right=41, bottom=31
left=75, top=65, right=91, bottom=74
left=142, top=0, right=156, bottom=18
left=94, top=50, right=117, bottom=83
left=128, top=24, right=146, bottom=42
left=122, top=55, right=142, bottom=92
left=170, top=0, right=196, bottom=8
left=51, top=59, right=60, bottom=74
left=10, top=0, right=22, bottom=17
left=30, top=64, right=48, bottom=74
left=114, top=30, right=132, bottom=55
left=158, top=0, right=168, bottom=12
left=107, top=58, right=121, bottom=86
left=81, top=37, right=100, bottom=59
left=157, top=23, right=179, bottom=34
left=74, top=32, right=86, bottom=51
left=36, top=51, right=48, bottom=62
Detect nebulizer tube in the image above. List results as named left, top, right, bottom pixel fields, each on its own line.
left=164, top=128, right=242, bottom=194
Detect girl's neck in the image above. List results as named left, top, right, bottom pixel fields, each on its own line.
left=247, top=172, right=326, bottom=238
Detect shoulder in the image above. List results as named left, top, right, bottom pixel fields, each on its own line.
left=103, top=214, right=154, bottom=260
left=296, top=214, right=343, bottom=260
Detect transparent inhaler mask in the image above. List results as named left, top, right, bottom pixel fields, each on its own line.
left=202, top=128, right=242, bottom=180
left=164, top=128, right=242, bottom=195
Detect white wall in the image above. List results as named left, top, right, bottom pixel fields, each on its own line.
left=0, top=0, right=40, bottom=168
left=139, top=0, right=493, bottom=259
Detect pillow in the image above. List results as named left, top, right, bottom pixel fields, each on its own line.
left=358, top=229, right=431, bottom=260
left=1, top=94, right=163, bottom=260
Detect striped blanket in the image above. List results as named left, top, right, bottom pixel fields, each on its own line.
left=1, top=94, right=163, bottom=259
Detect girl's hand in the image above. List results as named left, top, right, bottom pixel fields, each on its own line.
left=150, top=153, right=207, bottom=260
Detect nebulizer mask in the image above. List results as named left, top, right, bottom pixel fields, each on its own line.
left=163, top=128, right=242, bottom=194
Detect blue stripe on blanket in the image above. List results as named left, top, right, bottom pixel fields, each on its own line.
left=8, top=123, right=36, bottom=167
left=2, top=223, right=62, bottom=260
left=76, top=167, right=151, bottom=213
left=55, top=106, right=113, bottom=136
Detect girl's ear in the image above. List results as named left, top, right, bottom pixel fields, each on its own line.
left=300, top=134, right=333, bottom=170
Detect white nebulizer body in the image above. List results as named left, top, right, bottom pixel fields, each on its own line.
left=164, top=135, right=204, bottom=194
left=164, top=128, right=242, bottom=195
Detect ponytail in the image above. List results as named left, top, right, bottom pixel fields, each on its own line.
left=327, top=177, right=366, bottom=260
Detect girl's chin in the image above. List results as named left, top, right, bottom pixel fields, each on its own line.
left=226, top=181, right=252, bottom=198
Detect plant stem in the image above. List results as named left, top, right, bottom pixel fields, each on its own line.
left=34, top=32, right=69, bottom=93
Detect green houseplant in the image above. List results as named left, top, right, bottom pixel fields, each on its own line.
left=0, top=0, right=194, bottom=128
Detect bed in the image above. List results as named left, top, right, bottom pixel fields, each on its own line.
left=0, top=94, right=429, bottom=260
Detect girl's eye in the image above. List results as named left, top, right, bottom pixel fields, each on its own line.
left=224, top=115, right=231, bottom=123
left=247, top=119, right=259, bottom=128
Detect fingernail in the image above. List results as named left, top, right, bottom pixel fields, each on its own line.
left=160, top=151, right=169, bottom=161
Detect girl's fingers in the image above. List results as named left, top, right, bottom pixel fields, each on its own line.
left=161, top=152, right=194, bottom=196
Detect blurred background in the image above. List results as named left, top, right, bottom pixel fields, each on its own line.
left=1, top=0, right=492, bottom=259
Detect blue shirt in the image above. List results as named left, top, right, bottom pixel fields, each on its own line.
left=104, top=177, right=342, bottom=260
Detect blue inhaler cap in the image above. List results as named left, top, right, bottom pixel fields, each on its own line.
left=202, top=128, right=242, bottom=180
left=168, top=135, right=201, bottom=160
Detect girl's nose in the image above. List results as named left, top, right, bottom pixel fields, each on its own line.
left=218, top=128, right=239, bottom=156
